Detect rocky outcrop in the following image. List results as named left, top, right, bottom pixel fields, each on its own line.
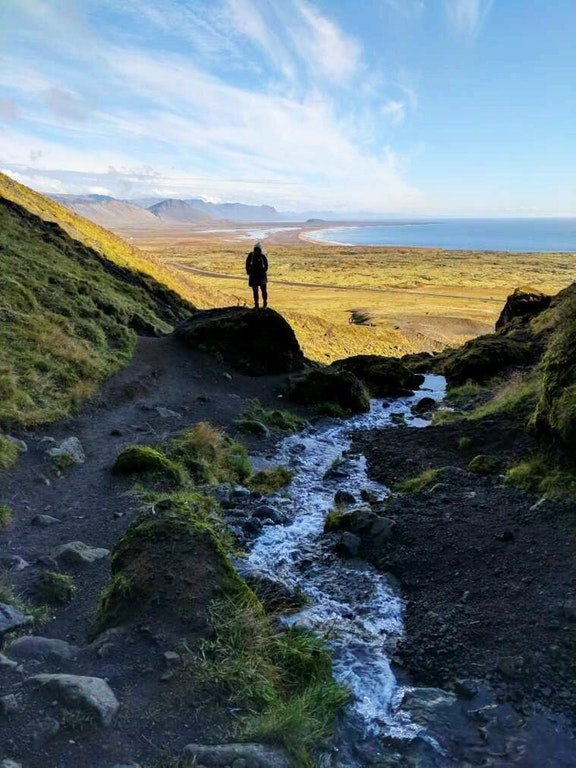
left=330, top=355, right=424, bottom=397
left=440, top=333, right=534, bottom=386
left=175, top=307, right=305, bottom=375
left=495, top=288, right=551, bottom=331
left=286, top=368, right=370, bottom=414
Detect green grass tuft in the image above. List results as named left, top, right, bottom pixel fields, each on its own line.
left=241, top=399, right=308, bottom=433
left=189, top=593, right=348, bottom=765
left=468, top=454, right=501, bottom=475
left=248, top=466, right=293, bottom=494
left=505, top=456, right=576, bottom=499
left=0, top=436, right=19, bottom=469
left=0, top=503, right=13, bottom=530
left=395, top=468, right=441, bottom=493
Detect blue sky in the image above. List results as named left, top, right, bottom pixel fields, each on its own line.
left=0, top=0, right=574, bottom=215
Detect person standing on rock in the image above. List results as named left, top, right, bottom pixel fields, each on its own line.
left=246, top=242, right=268, bottom=309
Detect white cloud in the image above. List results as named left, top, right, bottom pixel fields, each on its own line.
left=444, top=0, right=494, bottom=37
left=381, top=100, right=406, bottom=123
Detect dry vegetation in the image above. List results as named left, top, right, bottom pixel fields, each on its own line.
left=129, top=230, right=576, bottom=362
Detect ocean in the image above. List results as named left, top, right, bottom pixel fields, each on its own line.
left=307, top=218, right=576, bottom=253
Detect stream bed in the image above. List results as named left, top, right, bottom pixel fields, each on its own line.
left=243, top=375, right=447, bottom=766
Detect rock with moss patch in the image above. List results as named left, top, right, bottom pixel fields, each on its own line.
left=53, top=541, right=110, bottom=566
left=91, top=496, right=250, bottom=639
left=287, top=368, right=369, bottom=415
left=441, top=334, right=533, bottom=387
left=26, top=674, right=119, bottom=726
left=176, top=307, right=305, bottom=375
left=468, top=455, right=501, bottom=475
left=331, top=355, right=425, bottom=397
left=113, top=445, right=183, bottom=485
left=46, top=437, right=85, bottom=467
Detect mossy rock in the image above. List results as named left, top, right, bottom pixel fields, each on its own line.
left=167, top=422, right=251, bottom=486
left=287, top=368, right=370, bottom=415
left=330, top=355, right=425, bottom=397
left=496, top=288, right=552, bottom=331
left=468, top=454, right=501, bottom=475
left=91, top=496, right=249, bottom=638
left=531, top=290, right=576, bottom=462
left=113, top=445, right=184, bottom=485
left=441, top=334, right=533, bottom=387
left=34, top=572, right=78, bottom=605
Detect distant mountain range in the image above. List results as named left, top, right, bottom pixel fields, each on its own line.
left=50, top=193, right=289, bottom=227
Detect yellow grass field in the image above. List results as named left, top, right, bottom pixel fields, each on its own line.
left=122, top=224, right=576, bottom=363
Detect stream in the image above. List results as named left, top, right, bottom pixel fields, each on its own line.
left=243, top=375, right=447, bottom=766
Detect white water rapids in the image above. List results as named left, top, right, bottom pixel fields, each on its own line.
left=244, top=375, right=446, bottom=765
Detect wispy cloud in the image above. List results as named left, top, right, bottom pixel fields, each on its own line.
left=443, top=0, right=494, bottom=37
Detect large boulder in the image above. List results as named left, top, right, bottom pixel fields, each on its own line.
left=175, top=307, right=305, bottom=375
left=496, top=288, right=551, bottom=331
left=287, top=368, right=370, bottom=414
left=330, top=355, right=424, bottom=397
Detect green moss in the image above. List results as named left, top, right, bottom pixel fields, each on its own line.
left=248, top=466, right=293, bottom=494
left=468, top=375, right=538, bottom=421
left=0, top=503, right=12, bottom=530
left=395, top=468, right=440, bottom=493
left=241, top=399, right=308, bottom=433
left=113, top=445, right=185, bottom=486
left=34, top=572, right=78, bottom=605
left=531, top=292, right=576, bottom=460
left=0, top=436, right=19, bottom=469
left=458, top=436, right=473, bottom=450
left=324, top=507, right=347, bottom=533
left=468, top=454, right=501, bottom=475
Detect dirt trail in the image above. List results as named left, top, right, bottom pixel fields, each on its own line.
left=0, top=336, right=289, bottom=767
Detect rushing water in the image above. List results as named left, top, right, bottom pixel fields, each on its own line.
left=243, top=375, right=446, bottom=765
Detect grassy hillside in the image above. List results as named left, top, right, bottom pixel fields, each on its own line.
left=0, top=172, right=224, bottom=310
left=0, top=196, right=193, bottom=427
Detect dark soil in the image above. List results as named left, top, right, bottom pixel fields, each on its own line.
left=354, top=416, right=576, bottom=719
left=0, top=335, right=297, bottom=768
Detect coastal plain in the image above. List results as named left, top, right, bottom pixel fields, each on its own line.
left=124, top=222, right=576, bottom=362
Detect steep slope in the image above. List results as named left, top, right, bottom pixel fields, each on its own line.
left=149, top=198, right=214, bottom=223
left=0, top=172, right=229, bottom=310
left=0, top=196, right=193, bottom=427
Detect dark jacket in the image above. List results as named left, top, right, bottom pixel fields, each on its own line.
left=246, top=249, right=268, bottom=286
